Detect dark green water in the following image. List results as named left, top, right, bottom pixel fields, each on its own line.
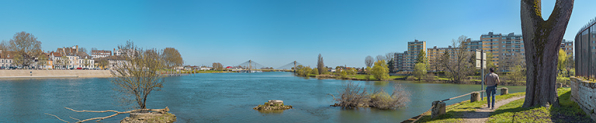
left=0, top=72, right=525, bottom=123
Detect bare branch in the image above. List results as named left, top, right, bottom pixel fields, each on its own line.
left=49, top=107, right=170, bottom=123
left=45, top=113, right=69, bottom=123
left=69, top=116, right=80, bottom=122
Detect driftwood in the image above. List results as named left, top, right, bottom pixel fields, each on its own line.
left=46, top=107, right=169, bottom=123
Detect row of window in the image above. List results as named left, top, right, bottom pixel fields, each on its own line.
left=0, top=59, right=12, bottom=63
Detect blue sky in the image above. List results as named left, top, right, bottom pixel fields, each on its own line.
left=0, top=0, right=595, bottom=68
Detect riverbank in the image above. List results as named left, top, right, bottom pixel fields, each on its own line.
left=309, top=74, right=527, bottom=86
left=0, top=70, right=112, bottom=78
left=408, top=88, right=592, bottom=123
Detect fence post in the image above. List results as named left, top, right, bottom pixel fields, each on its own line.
left=501, top=87, right=508, bottom=95
left=471, top=92, right=480, bottom=102
left=431, top=101, right=446, bottom=118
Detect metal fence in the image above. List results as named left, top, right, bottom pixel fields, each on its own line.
left=575, top=17, right=596, bottom=79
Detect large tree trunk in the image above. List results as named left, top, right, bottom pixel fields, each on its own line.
left=520, top=0, right=573, bottom=108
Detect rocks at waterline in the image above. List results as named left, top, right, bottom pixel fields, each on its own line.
left=121, top=107, right=176, bottom=123
left=253, top=100, right=293, bottom=111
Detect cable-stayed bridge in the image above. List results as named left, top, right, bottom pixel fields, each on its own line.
left=233, top=60, right=303, bottom=72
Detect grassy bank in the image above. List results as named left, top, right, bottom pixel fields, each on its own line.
left=348, top=75, right=407, bottom=80
left=193, top=70, right=234, bottom=73
left=415, top=92, right=526, bottom=122
left=414, top=88, right=592, bottom=123
left=307, top=74, right=407, bottom=81
left=488, top=87, right=591, bottom=122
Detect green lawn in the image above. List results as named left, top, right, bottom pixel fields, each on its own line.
left=416, top=92, right=526, bottom=123
left=194, top=70, right=231, bottom=73
left=346, top=74, right=407, bottom=81
left=488, top=87, right=592, bottom=122
left=434, top=76, right=450, bottom=81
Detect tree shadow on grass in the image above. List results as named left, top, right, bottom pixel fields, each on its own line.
left=548, top=90, right=592, bottom=123
left=488, top=105, right=540, bottom=122
left=488, top=89, right=592, bottom=123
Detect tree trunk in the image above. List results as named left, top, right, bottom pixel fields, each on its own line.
left=520, top=0, right=573, bottom=108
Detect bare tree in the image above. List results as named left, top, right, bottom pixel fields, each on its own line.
left=83, top=58, right=91, bottom=68
left=385, top=52, right=395, bottom=62
left=97, top=58, right=109, bottom=69
left=441, top=36, right=474, bottom=83
left=317, top=54, right=325, bottom=75
left=77, top=47, right=88, bottom=57
left=501, top=51, right=526, bottom=84
left=376, top=55, right=384, bottom=62
left=521, top=0, right=573, bottom=107
left=37, top=54, right=48, bottom=69
left=212, top=62, right=223, bottom=70
left=60, top=56, right=69, bottom=69
left=0, top=40, right=8, bottom=51
left=47, top=41, right=172, bottom=123
left=9, top=31, right=42, bottom=67
left=111, top=41, right=165, bottom=109
left=365, top=56, right=374, bottom=67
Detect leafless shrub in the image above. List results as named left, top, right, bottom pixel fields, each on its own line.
left=370, top=84, right=411, bottom=109
left=330, top=82, right=411, bottom=110
left=329, top=82, right=370, bottom=108
left=425, top=73, right=436, bottom=82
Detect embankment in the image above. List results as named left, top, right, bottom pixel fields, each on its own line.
left=0, top=70, right=112, bottom=78
left=570, top=77, right=596, bottom=121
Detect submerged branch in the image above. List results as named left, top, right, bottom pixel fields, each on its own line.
left=48, top=107, right=169, bottom=123
left=45, top=113, right=69, bottom=123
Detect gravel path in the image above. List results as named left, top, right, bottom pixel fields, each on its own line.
left=462, top=96, right=526, bottom=123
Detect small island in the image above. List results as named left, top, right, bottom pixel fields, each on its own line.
left=253, top=100, right=293, bottom=111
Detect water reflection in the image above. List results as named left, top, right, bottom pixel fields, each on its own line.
left=0, top=72, right=525, bottom=123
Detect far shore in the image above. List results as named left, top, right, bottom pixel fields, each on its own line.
left=0, top=70, right=113, bottom=79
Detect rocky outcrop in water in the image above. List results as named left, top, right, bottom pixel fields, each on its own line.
left=120, top=110, right=176, bottom=123
left=253, top=100, right=293, bottom=111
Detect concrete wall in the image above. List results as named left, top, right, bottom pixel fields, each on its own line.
left=0, top=70, right=112, bottom=78
left=570, top=77, right=596, bottom=121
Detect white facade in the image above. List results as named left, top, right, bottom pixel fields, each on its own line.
left=91, top=50, right=111, bottom=59
left=77, top=58, right=95, bottom=68
left=108, top=59, right=127, bottom=70
left=0, top=50, right=13, bottom=68
left=0, top=58, right=13, bottom=68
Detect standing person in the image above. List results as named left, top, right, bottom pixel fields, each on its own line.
left=484, top=68, right=500, bottom=109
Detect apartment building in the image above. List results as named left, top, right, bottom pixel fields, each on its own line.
left=477, top=32, right=525, bottom=72
left=427, top=46, right=455, bottom=72
left=561, top=40, right=573, bottom=56
left=393, top=51, right=407, bottom=72
left=404, top=40, right=426, bottom=71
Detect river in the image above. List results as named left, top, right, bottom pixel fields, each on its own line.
left=0, top=72, right=525, bottom=123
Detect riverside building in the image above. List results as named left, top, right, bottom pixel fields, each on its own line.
left=404, top=40, right=426, bottom=71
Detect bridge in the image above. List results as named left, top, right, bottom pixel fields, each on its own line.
left=234, top=60, right=303, bottom=72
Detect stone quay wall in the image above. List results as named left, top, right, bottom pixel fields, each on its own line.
left=0, top=70, right=112, bottom=78
left=570, top=77, right=596, bottom=121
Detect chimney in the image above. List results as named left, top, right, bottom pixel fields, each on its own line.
left=76, top=45, right=79, bottom=54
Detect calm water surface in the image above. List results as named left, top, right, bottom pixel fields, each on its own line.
left=0, top=72, right=525, bottom=123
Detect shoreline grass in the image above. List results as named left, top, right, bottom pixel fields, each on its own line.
left=415, top=92, right=526, bottom=122
left=488, top=87, right=592, bottom=122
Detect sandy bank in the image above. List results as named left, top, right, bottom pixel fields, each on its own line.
left=0, top=70, right=113, bottom=78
